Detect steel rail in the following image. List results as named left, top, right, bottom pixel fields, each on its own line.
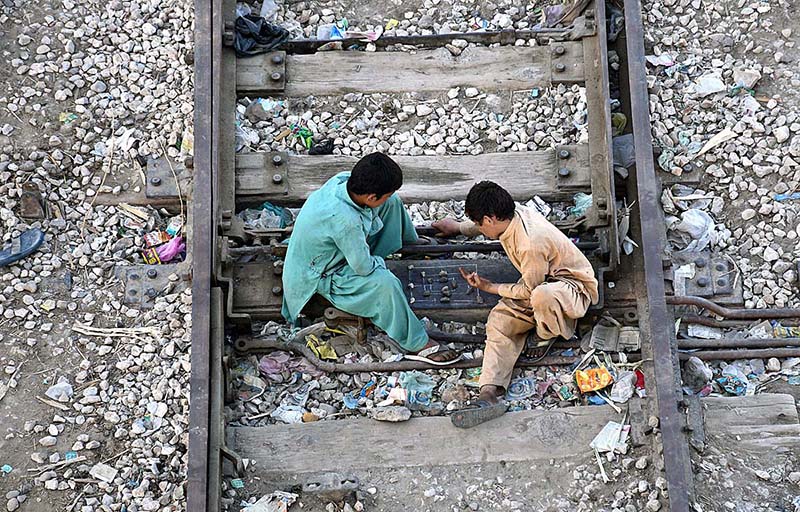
left=186, top=0, right=213, bottom=509
left=667, top=295, right=800, bottom=319
left=624, top=0, right=694, bottom=507
left=678, top=338, right=800, bottom=349
left=678, top=348, right=800, bottom=361
left=679, top=314, right=800, bottom=327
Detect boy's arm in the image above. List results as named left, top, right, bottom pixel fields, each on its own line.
left=457, top=220, right=482, bottom=238
left=496, top=247, right=549, bottom=300
left=334, top=223, right=384, bottom=276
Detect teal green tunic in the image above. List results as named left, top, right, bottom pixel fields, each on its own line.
left=281, top=172, right=428, bottom=352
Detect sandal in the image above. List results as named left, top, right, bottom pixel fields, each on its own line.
left=404, top=344, right=462, bottom=366
left=0, top=228, right=45, bottom=267
left=524, top=332, right=558, bottom=363
left=451, top=399, right=508, bottom=428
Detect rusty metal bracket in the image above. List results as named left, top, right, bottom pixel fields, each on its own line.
left=236, top=51, right=286, bottom=94
left=121, top=264, right=179, bottom=308
left=146, top=157, right=187, bottom=199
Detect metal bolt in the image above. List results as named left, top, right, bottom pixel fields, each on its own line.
left=129, top=289, right=138, bottom=296
left=554, top=45, right=566, bottom=56
left=145, top=288, right=157, bottom=298
left=273, top=262, right=283, bottom=275
left=150, top=176, right=162, bottom=186
left=272, top=155, right=283, bottom=166
left=146, top=269, right=158, bottom=279
left=554, top=63, right=566, bottom=73
left=558, top=168, right=571, bottom=177
left=715, top=263, right=726, bottom=271
left=558, top=149, right=571, bottom=159
left=271, top=54, right=284, bottom=64
left=585, top=9, right=594, bottom=18
left=130, top=273, right=140, bottom=281
left=272, top=173, right=283, bottom=184
left=272, top=286, right=283, bottom=295
left=694, top=258, right=706, bottom=268
left=697, top=277, right=709, bottom=287
left=716, top=278, right=727, bottom=287
left=597, top=198, right=608, bottom=208
left=683, top=163, right=694, bottom=173
left=270, top=71, right=282, bottom=82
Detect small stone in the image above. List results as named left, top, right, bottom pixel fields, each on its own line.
left=762, top=247, right=780, bottom=262
left=755, top=469, right=770, bottom=481
left=465, top=87, right=480, bottom=98
left=646, top=499, right=661, bottom=512
left=648, top=416, right=659, bottom=429
left=788, top=471, right=800, bottom=483
left=782, top=28, right=793, bottom=38
left=635, top=456, right=649, bottom=470
left=39, top=436, right=57, bottom=447
left=142, top=23, right=157, bottom=35
left=35, top=44, right=50, bottom=55
left=89, top=463, right=118, bottom=483
left=44, top=479, right=58, bottom=490
left=17, top=34, right=31, bottom=46
left=91, top=81, right=107, bottom=93
left=416, top=105, right=433, bottom=117
left=1, top=124, right=13, bottom=136
left=6, top=497, right=19, bottom=511
left=774, top=126, right=791, bottom=143
left=767, top=358, right=781, bottom=372
left=741, top=209, right=757, bottom=220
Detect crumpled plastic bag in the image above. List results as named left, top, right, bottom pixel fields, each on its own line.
left=612, top=134, right=636, bottom=168
left=692, top=73, right=726, bottom=97
left=234, top=14, right=290, bottom=57
left=568, top=192, right=593, bottom=217
left=156, top=236, right=185, bottom=262
left=399, top=370, right=435, bottom=409
left=682, top=356, right=712, bottom=395
left=671, top=209, right=715, bottom=253
left=609, top=371, right=636, bottom=403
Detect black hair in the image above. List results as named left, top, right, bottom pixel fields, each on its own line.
left=465, top=181, right=515, bottom=223
left=347, top=152, right=403, bottom=197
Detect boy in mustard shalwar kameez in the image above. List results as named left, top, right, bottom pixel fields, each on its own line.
left=433, top=181, right=599, bottom=427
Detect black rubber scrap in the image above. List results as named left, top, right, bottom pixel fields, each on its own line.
left=234, top=14, right=290, bottom=57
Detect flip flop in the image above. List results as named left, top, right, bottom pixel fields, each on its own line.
left=524, top=333, right=558, bottom=363
left=404, top=344, right=463, bottom=366
left=451, top=400, right=508, bottom=428
left=0, top=228, right=45, bottom=267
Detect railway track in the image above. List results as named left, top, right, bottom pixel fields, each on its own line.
left=185, top=0, right=799, bottom=510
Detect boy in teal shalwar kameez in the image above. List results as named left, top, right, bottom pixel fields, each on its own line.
left=281, top=153, right=449, bottom=357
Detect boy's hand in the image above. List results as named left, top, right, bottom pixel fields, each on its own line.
left=459, top=267, right=496, bottom=293
left=431, top=218, right=461, bottom=237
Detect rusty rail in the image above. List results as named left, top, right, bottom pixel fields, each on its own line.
left=187, top=0, right=214, bottom=509
left=678, top=338, right=800, bottom=349
left=678, top=348, right=800, bottom=361
left=624, top=0, right=694, bottom=507
left=668, top=296, right=800, bottom=320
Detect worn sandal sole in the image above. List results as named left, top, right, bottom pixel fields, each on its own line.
left=525, top=336, right=558, bottom=363
left=0, top=228, right=45, bottom=267
left=451, top=401, right=507, bottom=428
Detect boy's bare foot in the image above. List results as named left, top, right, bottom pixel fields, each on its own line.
left=478, top=384, right=504, bottom=405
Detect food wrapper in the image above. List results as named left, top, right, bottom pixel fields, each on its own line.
left=144, top=230, right=171, bottom=248
left=575, top=367, right=614, bottom=393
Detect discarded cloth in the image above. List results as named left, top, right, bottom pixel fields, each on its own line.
left=234, top=14, right=290, bottom=57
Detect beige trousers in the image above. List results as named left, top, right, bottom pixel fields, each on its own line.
left=478, top=280, right=592, bottom=389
